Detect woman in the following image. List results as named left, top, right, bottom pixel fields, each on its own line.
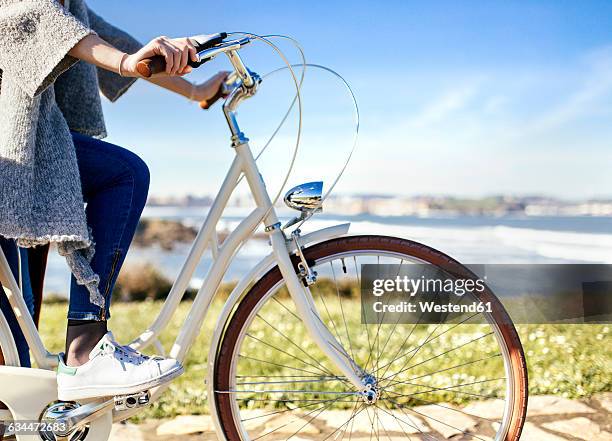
left=0, top=0, right=226, bottom=400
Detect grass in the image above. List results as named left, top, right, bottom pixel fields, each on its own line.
left=37, top=298, right=611, bottom=421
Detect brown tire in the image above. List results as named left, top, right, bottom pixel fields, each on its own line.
left=214, top=235, right=528, bottom=440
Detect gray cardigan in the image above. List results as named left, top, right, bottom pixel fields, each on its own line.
left=0, top=0, right=141, bottom=308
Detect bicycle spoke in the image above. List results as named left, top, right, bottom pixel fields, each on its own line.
left=241, top=395, right=351, bottom=423
left=238, top=354, right=331, bottom=377
left=392, top=393, right=503, bottom=423
left=385, top=395, right=489, bottom=441
left=285, top=399, right=336, bottom=440
left=375, top=405, right=395, bottom=441
left=237, top=377, right=346, bottom=386
left=245, top=397, right=362, bottom=403
left=364, top=406, right=379, bottom=441
left=381, top=331, right=495, bottom=385
left=246, top=331, right=333, bottom=378
left=256, top=312, right=337, bottom=377
left=377, top=399, right=417, bottom=441
left=374, top=260, right=406, bottom=367
left=381, top=293, right=473, bottom=381
left=375, top=309, right=481, bottom=380
left=221, top=389, right=358, bottom=395
left=385, top=353, right=501, bottom=388
left=272, top=296, right=301, bottom=321
left=331, top=260, right=357, bottom=364
left=252, top=395, right=346, bottom=440
left=354, top=255, right=375, bottom=370
left=377, top=400, right=435, bottom=440
left=324, top=400, right=363, bottom=441
left=315, top=273, right=348, bottom=354
left=384, top=377, right=504, bottom=400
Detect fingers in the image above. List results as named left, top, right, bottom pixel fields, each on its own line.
left=187, top=39, right=198, bottom=63
left=177, top=39, right=198, bottom=76
left=148, top=36, right=197, bottom=76
left=150, top=36, right=175, bottom=74
left=170, top=43, right=181, bottom=75
left=216, top=71, right=231, bottom=95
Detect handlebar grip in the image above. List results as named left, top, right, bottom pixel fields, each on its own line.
left=136, top=56, right=166, bottom=78
left=199, top=84, right=226, bottom=110
left=136, top=33, right=228, bottom=78
left=136, top=56, right=212, bottom=78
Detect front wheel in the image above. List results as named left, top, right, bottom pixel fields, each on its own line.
left=215, top=235, right=528, bottom=440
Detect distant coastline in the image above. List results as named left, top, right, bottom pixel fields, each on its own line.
left=147, top=194, right=612, bottom=218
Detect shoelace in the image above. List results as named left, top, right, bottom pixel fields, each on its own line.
left=103, top=341, right=149, bottom=365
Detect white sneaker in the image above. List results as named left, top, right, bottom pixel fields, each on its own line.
left=57, top=332, right=183, bottom=401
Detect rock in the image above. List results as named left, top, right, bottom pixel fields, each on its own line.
left=462, top=399, right=506, bottom=420
left=264, top=412, right=321, bottom=435
left=463, top=395, right=597, bottom=421
left=412, top=403, right=477, bottom=438
left=318, top=409, right=372, bottom=433
left=542, top=417, right=612, bottom=441
left=109, top=422, right=145, bottom=441
left=594, top=392, right=612, bottom=413
left=134, top=219, right=197, bottom=250
left=318, top=408, right=429, bottom=435
left=241, top=409, right=275, bottom=431
left=156, top=415, right=215, bottom=436
left=372, top=408, right=430, bottom=435
left=527, top=395, right=596, bottom=416
left=519, top=423, right=567, bottom=441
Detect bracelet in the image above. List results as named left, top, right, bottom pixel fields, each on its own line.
left=118, top=53, right=128, bottom=77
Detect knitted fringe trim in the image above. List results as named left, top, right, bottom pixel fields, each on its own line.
left=9, top=233, right=105, bottom=310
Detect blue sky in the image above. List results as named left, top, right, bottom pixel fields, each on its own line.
left=89, top=0, right=612, bottom=199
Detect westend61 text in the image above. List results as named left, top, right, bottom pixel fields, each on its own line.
left=372, top=300, right=493, bottom=314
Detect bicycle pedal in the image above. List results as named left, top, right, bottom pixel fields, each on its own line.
left=114, top=390, right=151, bottom=411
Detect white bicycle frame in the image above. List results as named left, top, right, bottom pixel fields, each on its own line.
left=0, top=42, right=366, bottom=440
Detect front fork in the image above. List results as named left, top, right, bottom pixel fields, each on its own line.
left=268, top=227, right=367, bottom=391
left=227, top=81, right=368, bottom=393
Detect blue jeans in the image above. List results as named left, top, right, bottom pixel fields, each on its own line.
left=0, top=239, right=34, bottom=367
left=0, top=133, right=149, bottom=364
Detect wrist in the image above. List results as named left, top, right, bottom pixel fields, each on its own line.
left=117, top=53, right=128, bottom=77
left=119, top=53, right=139, bottom=78
left=188, top=82, right=197, bottom=102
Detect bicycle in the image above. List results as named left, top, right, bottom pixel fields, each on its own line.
left=0, top=33, right=528, bottom=441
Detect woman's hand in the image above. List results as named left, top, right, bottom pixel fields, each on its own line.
left=121, top=36, right=198, bottom=77
left=191, top=71, right=231, bottom=103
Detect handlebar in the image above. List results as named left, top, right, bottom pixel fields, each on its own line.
left=136, top=34, right=254, bottom=109
left=136, top=35, right=252, bottom=78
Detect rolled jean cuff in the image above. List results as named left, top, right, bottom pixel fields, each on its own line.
left=66, top=310, right=110, bottom=321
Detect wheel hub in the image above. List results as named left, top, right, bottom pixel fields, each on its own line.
left=360, top=374, right=380, bottom=405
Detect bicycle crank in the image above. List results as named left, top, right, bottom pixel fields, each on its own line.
left=40, top=391, right=151, bottom=440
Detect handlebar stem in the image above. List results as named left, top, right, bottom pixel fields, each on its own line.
left=222, top=71, right=261, bottom=146
left=226, top=50, right=254, bottom=88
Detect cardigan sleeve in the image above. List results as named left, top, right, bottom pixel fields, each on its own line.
left=87, top=7, right=142, bottom=102
left=0, top=0, right=94, bottom=97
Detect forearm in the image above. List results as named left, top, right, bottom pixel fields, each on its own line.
left=147, top=76, right=193, bottom=100
left=68, top=33, right=218, bottom=102
left=68, top=34, right=124, bottom=75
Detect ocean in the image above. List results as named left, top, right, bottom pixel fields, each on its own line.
left=42, top=206, right=612, bottom=296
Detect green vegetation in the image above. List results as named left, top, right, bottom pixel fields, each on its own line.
left=38, top=297, right=610, bottom=421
